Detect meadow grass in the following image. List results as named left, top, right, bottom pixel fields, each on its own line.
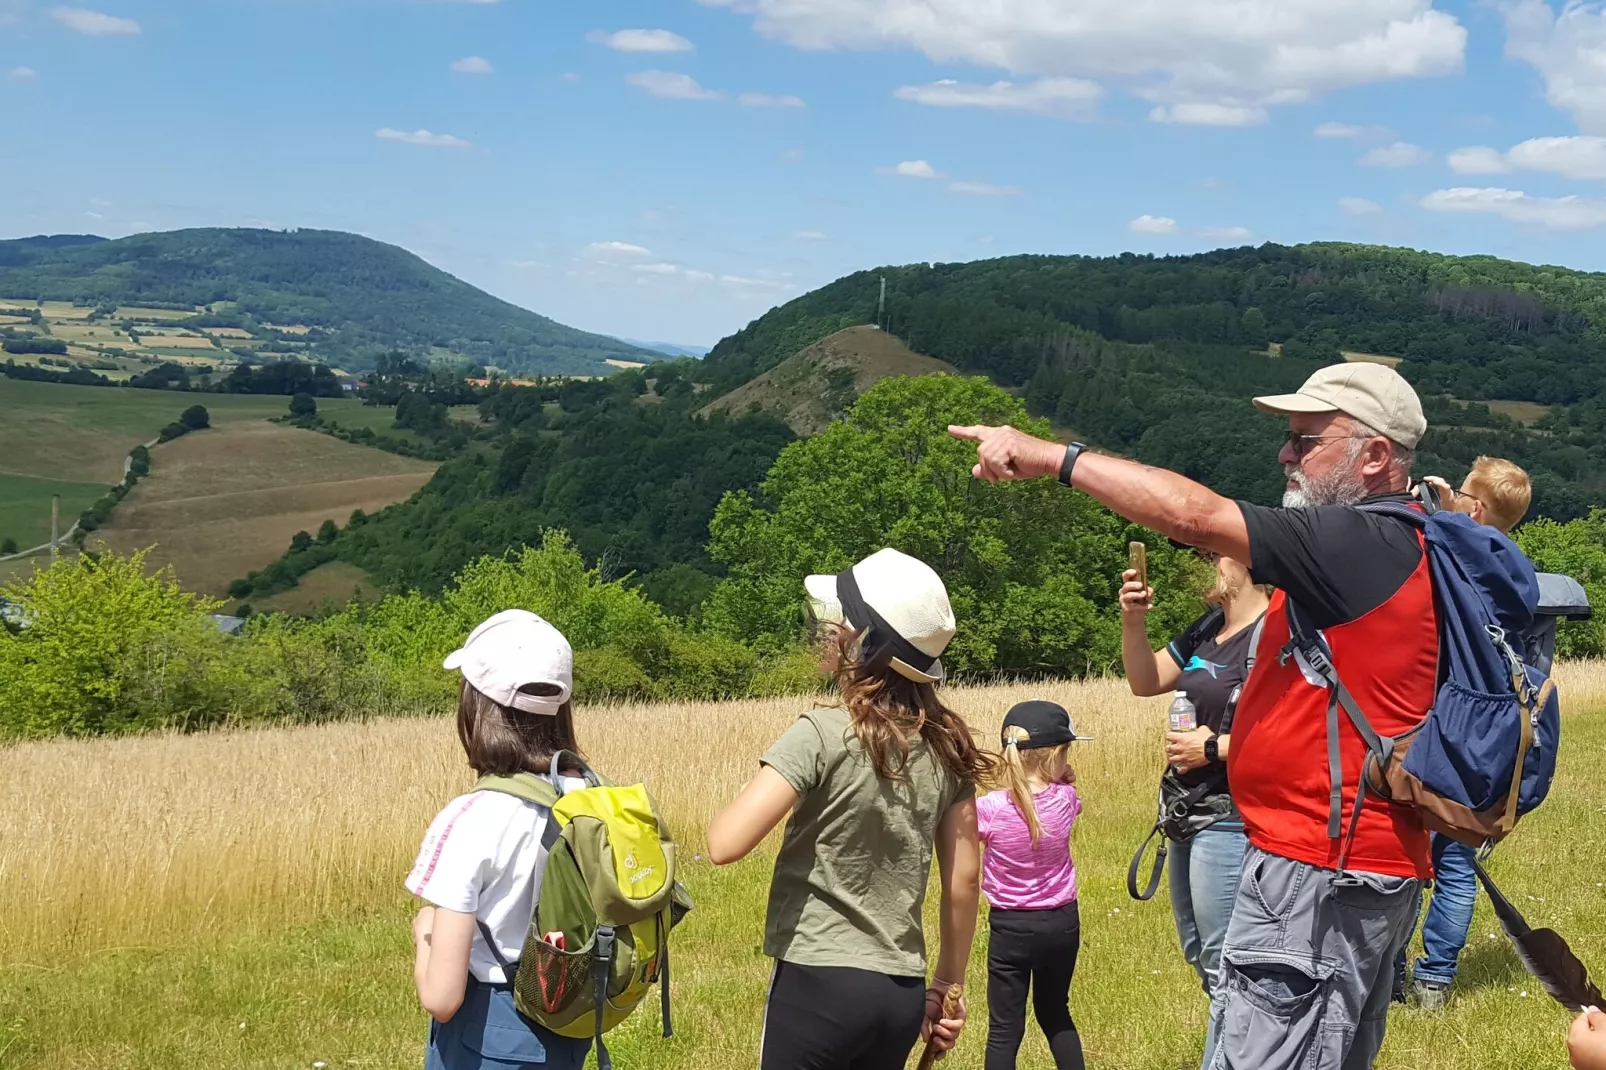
left=4, top=669, right=1606, bottom=1069
left=0, top=472, right=106, bottom=548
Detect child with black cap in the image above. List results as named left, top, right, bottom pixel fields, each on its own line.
left=979, top=699, right=1090, bottom=1070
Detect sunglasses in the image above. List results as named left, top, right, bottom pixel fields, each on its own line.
left=1283, top=430, right=1354, bottom=459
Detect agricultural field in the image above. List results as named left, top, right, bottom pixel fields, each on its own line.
left=249, top=560, right=382, bottom=614
left=0, top=380, right=434, bottom=588
left=93, top=420, right=436, bottom=596
left=3, top=670, right=1602, bottom=1070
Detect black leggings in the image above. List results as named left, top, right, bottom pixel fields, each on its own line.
left=760, top=960, right=927, bottom=1070
left=986, top=899, right=1086, bottom=1070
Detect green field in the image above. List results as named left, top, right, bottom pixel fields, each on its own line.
left=0, top=379, right=426, bottom=581
left=4, top=673, right=1604, bottom=1070
left=0, top=473, right=106, bottom=549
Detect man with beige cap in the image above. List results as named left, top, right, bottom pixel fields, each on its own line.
left=952, top=362, right=1434, bottom=1070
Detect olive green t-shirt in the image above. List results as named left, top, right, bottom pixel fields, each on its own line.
left=760, top=705, right=975, bottom=977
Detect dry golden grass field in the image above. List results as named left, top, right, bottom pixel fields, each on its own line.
left=94, top=421, right=436, bottom=595
left=4, top=668, right=1605, bottom=1069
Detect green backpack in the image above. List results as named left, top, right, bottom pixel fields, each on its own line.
left=475, top=752, right=692, bottom=1070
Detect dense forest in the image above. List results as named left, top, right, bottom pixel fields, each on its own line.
left=0, top=229, right=656, bottom=374
left=698, top=244, right=1606, bottom=518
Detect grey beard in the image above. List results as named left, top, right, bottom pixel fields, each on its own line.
left=1283, top=462, right=1368, bottom=508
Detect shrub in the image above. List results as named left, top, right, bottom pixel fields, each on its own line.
left=289, top=393, right=317, bottom=419
left=290, top=531, right=313, bottom=553
left=316, top=519, right=339, bottom=544
left=180, top=404, right=211, bottom=431
left=573, top=648, right=658, bottom=703
left=0, top=537, right=16, bottom=556
left=157, top=422, right=188, bottom=443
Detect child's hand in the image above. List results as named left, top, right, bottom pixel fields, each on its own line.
left=412, top=905, right=436, bottom=948
left=921, top=983, right=966, bottom=1053
left=1569, top=1008, right=1606, bottom=1070
left=1119, top=569, right=1154, bottom=619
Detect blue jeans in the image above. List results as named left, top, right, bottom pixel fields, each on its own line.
left=1397, top=835, right=1477, bottom=987
left=425, top=974, right=591, bottom=1070
left=1169, top=824, right=1248, bottom=1070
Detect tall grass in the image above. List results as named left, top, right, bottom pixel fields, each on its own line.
left=5, top=666, right=1606, bottom=1069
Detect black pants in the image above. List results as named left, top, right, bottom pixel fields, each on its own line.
left=760, top=960, right=927, bottom=1070
left=986, top=899, right=1086, bottom=1070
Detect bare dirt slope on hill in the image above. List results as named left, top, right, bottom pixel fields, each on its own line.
left=701, top=325, right=956, bottom=435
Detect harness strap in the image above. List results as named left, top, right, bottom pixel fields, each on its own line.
left=658, top=910, right=673, bottom=1038
left=1500, top=677, right=1549, bottom=835
left=1126, top=825, right=1169, bottom=901
left=477, top=919, right=515, bottom=975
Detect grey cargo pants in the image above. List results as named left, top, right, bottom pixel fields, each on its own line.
left=1207, top=846, right=1420, bottom=1070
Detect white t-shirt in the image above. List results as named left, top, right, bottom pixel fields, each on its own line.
left=406, top=782, right=584, bottom=983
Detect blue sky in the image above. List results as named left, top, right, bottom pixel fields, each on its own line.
left=3, top=1, right=1606, bottom=347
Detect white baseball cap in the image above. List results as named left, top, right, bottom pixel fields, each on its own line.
left=1253, top=362, right=1426, bottom=449
left=443, top=609, right=573, bottom=716
left=805, top=548, right=956, bottom=684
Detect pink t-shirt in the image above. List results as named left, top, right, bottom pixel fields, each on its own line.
left=978, top=782, right=1081, bottom=911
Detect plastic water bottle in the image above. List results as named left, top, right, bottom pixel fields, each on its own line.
left=1169, top=691, right=1197, bottom=774
left=1169, top=691, right=1198, bottom=733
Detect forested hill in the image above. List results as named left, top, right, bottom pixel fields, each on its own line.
left=0, top=229, right=657, bottom=375
left=697, top=243, right=1606, bottom=520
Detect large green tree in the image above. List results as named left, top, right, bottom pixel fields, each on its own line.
left=704, top=374, right=1206, bottom=676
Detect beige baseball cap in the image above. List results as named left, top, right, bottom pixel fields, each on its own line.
left=1253, top=362, right=1426, bottom=449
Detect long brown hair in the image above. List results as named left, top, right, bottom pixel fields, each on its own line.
left=830, top=628, right=994, bottom=786
left=456, top=680, right=584, bottom=778
left=994, top=726, right=1074, bottom=846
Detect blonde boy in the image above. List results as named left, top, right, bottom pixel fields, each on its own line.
left=1455, top=456, right=1532, bottom=534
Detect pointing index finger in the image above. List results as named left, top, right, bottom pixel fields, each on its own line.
left=947, top=424, right=987, bottom=442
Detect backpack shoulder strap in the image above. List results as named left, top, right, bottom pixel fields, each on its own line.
left=476, top=772, right=561, bottom=809
left=1356, top=499, right=1428, bottom=529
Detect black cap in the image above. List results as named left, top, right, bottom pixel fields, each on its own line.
left=1001, top=699, right=1092, bottom=749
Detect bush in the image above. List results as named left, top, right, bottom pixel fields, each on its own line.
left=129, top=445, right=150, bottom=477
left=227, top=578, right=253, bottom=599
left=157, top=422, right=188, bottom=443
left=573, top=647, right=658, bottom=703
left=180, top=404, right=210, bottom=431
left=289, top=393, right=317, bottom=419
left=316, top=519, right=339, bottom=544
left=290, top=530, right=313, bottom=553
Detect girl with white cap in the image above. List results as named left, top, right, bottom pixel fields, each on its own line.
left=708, top=547, right=992, bottom=1070
left=406, top=609, right=591, bottom=1070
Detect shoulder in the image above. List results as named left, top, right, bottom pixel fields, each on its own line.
left=976, top=788, right=1008, bottom=815
left=427, top=790, right=540, bottom=835
left=1170, top=608, right=1225, bottom=663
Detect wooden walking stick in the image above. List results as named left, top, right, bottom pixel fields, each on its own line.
left=914, top=984, right=964, bottom=1070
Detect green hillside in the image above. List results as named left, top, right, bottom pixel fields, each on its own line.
left=0, top=229, right=657, bottom=375
left=697, top=243, right=1606, bottom=519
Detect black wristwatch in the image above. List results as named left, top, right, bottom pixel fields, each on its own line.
left=1204, top=735, right=1220, bottom=764
left=1058, top=442, right=1087, bottom=488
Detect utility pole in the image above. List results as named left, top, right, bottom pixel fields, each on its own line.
left=50, top=494, right=60, bottom=560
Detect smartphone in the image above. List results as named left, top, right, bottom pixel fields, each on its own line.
left=1129, top=541, right=1148, bottom=591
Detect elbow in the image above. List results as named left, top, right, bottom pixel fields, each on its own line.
left=704, top=828, right=747, bottom=867
left=422, top=991, right=464, bottom=1024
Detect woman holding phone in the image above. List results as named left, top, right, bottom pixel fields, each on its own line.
left=1120, top=548, right=1270, bottom=1070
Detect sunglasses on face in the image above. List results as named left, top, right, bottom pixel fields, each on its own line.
left=1283, top=430, right=1353, bottom=459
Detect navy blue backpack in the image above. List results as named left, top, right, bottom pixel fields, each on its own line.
left=1283, top=494, right=1561, bottom=863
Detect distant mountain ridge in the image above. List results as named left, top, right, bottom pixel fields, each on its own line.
left=616, top=337, right=710, bottom=359
left=0, top=228, right=658, bottom=375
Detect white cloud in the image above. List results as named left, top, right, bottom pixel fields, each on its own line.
left=738, top=91, right=805, bottom=108
left=949, top=180, right=1022, bottom=196
left=50, top=6, right=139, bottom=35
left=625, top=70, right=722, bottom=100
left=632, top=262, right=682, bottom=275
left=1339, top=196, right=1384, bottom=215
left=376, top=128, right=472, bottom=148
left=1420, top=186, right=1606, bottom=230
left=451, top=56, right=493, bottom=74
left=1360, top=140, right=1431, bottom=167
left=1130, top=214, right=1179, bottom=234
left=879, top=159, right=939, bottom=179
left=8, top=66, right=35, bottom=81
left=781, top=148, right=806, bottom=163
left=1449, top=137, right=1606, bottom=181
left=793, top=230, right=829, bottom=240
left=1149, top=103, right=1266, bottom=126
left=1197, top=226, right=1253, bottom=240
left=588, top=241, right=654, bottom=257
left=589, top=29, right=694, bottom=53
left=1504, top=0, right=1606, bottom=135
left=84, top=210, right=104, bottom=220
left=1447, top=145, right=1510, bottom=174
left=701, top=0, right=1465, bottom=122
left=1314, top=121, right=1364, bottom=138
left=893, top=77, right=1102, bottom=120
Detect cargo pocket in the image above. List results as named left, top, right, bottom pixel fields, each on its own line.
left=1216, top=952, right=1336, bottom=1070
left=436, top=982, right=551, bottom=1070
